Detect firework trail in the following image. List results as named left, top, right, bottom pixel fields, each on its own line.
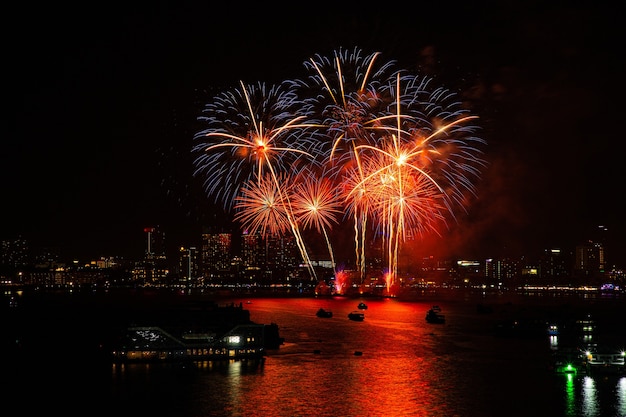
left=294, top=47, right=399, bottom=282
left=347, top=145, right=450, bottom=290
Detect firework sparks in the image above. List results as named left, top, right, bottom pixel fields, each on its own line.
left=343, top=73, right=486, bottom=292
left=296, top=47, right=397, bottom=166
left=293, top=47, right=401, bottom=282
left=233, top=174, right=291, bottom=238
left=192, top=80, right=317, bottom=212
left=193, top=80, right=320, bottom=278
left=193, top=48, right=487, bottom=294
left=290, top=168, right=343, bottom=273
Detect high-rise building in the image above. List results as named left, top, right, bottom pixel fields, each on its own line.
left=574, top=240, right=605, bottom=283
left=134, top=226, right=168, bottom=284
left=0, top=236, right=30, bottom=271
left=239, top=232, right=301, bottom=283
left=178, top=246, right=199, bottom=287
left=144, top=226, right=166, bottom=259
left=241, top=231, right=264, bottom=269
left=265, top=234, right=299, bottom=274
left=538, top=248, right=571, bottom=284
left=200, top=232, right=232, bottom=279
left=485, top=257, right=522, bottom=284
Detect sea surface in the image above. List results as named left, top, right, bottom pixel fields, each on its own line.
left=3, top=288, right=626, bottom=417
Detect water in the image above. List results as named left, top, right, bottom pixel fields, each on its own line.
left=4, top=290, right=626, bottom=416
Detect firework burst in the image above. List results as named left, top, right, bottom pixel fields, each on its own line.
left=192, top=80, right=317, bottom=212
left=294, top=46, right=398, bottom=168
left=342, top=73, right=486, bottom=291
left=193, top=80, right=323, bottom=278
left=290, top=168, right=343, bottom=273
left=233, top=173, right=291, bottom=238
left=193, top=48, right=487, bottom=293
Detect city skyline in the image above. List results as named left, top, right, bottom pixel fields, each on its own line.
left=0, top=223, right=616, bottom=271
left=2, top=3, right=624, bottom=264
left=2, top=223, right=620, bottom=299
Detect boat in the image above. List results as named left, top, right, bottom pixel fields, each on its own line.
left=425, top=308, right=445, bottom=324
left=348, top=311, right=365, bottom=321
left=549, top=347, right=585, bottom=374
left=357, top=302, right=368, bottom=310
left=547, top=323, right=560, bottom=336
left=583, top=346, right=626, bottom=375
left=316, top=308, right=333, bottom=318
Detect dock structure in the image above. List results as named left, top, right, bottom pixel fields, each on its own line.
left=112, top=323, right=281, bottom=362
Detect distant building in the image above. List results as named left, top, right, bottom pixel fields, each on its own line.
left=133, top=226, right=168, bottom=284
left=538, top=248, right=570, bottom=284
left=241, top=231, right=262, bottom=269
left=0, top=236, right=30, bottom=271
left=265, top=234, right=299, bottom=282
left=200, top=232, right=232, bottom=280
left=456, top=259, right=484, bottom=285
left=238, top=231, right=302, bottom=284
left=178, top=246, right=199, bottom=287
left=485, top=257, right=522, bottom=284
left=574, top=240, right=605, bottom=284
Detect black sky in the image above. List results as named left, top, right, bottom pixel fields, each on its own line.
left=2, top=2, right=624, bottom=265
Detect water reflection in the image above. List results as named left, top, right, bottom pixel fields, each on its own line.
left=581, top=376, right=599, bottom=416
left=550, top=334, right=558, bottom=350
left=560, top=374, right=626, bottom=417
left=18, top=293, right=625, bottom=417
left=617, top=377, right=626, bottom=416
left=9, top=286, right=626, bottom=417
left=564, top=373, right=576, bottom=416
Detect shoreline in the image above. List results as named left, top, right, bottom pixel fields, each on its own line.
left=5, top=283, right=625, bottom=306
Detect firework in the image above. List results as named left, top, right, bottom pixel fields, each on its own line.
left=344, top=73, right=486, bottom=291
left=192, top=80, right=318, bottom=212
left=193, top=48, right=487, bottom=292
left=193, top=80, right=321, bottom=278
left=290, top=47, right=403, bottom=281
left=233, top=174, right=292, bottom=238
left=290, top=168, right=343, bottom=272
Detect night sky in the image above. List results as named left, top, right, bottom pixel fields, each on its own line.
left=2, top=2, right=624, bottom=265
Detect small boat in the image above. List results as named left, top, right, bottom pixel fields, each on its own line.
left=316, top=308, right=333, bottom=318
left=547, top=323, right=560, bottom=336
left=425, top=308, right=445, bottom=324
left=348, top=311, right=365, bottom=321
left=550, top=347, right=584, bottom=374
left=357, top=302, right=368, bottom=310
